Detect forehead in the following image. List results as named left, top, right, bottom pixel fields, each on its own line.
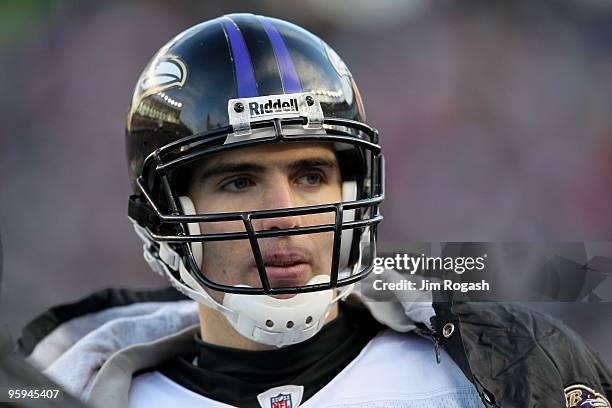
left=201, top=141, right=337, bottom=170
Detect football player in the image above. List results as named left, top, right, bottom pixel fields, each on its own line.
left=19, top=14, right=611, bottom=408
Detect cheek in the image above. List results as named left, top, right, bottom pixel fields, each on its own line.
left=318, top=184, right=342, bottom=206
left=310, top=231, right=335, bottom=260
left=199, top=240, right=254, bottom=286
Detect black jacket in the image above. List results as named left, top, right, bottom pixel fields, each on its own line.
left=432, top=300, right=612, bottom=407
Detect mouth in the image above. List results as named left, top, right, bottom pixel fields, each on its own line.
left=253, top=252, right=312, bottom=288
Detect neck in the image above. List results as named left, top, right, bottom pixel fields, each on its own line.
left=198, top=298, right=339, bottom=351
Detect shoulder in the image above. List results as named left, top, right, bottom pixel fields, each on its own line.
left=18, top=286, right=197, bottom=400
left=19, top=286, right=187, bottom=355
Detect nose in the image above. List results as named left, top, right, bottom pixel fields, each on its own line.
left=257, top=177, right=301, bottom=231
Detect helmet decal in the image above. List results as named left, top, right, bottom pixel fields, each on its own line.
left=136, top=56, right=186, bottom=103
left=141, top=57, right=186, bottom=91
left=324, top=42, right=351, bottom=78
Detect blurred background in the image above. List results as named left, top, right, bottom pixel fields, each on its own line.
left=0, top=0, right=611, bottom=364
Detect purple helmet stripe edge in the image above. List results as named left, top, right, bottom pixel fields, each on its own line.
left=222, top=17, right=258, bottom=98
left=257, top=16, right=303, bottom=94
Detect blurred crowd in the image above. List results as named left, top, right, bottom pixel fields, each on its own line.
left=0, top=0, right=611, bottom=363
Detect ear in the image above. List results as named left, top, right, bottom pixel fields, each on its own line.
left=178, top=196, right=203, bottom=267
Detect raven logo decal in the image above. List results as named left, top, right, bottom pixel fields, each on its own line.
left=139, top=56, right=186, bottom=93
left=565, top=384, right=611, bottom=407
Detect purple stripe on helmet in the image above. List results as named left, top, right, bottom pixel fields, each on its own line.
left=257, top=16, right=302, bottom=94
left=222, top=17, right=258, bottom=98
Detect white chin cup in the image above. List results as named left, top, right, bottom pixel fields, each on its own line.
left=223, top=274, right=335, bottom=347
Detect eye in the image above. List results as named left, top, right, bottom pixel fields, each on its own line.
left=298, top=172, right=324, bottom=186
left=221, top=177, right=253, bottom=192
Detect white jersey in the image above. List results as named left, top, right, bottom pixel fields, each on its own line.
left=129, top=329, right=484, bottom=408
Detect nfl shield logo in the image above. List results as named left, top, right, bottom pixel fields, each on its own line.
left=270, top=393, right=292, bottom=408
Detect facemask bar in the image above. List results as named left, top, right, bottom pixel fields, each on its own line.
left=131, top=117, right=384, bottom=295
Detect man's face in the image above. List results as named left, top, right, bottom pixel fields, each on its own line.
left=187, top=142, right=342, bottom=301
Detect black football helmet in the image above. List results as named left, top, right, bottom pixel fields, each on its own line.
left=126, top=13, right=384, bottom=301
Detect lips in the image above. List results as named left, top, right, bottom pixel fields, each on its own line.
left=253, top=251, right=311, bottom=287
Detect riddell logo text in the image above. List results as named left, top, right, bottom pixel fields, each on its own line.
left=249, top=98, right=298, bottom=116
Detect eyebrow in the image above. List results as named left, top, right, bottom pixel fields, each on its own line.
left=198, top=158, right=338, bottom=180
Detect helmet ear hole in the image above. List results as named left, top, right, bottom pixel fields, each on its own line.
left=178, top=196, right=203, bottom=267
